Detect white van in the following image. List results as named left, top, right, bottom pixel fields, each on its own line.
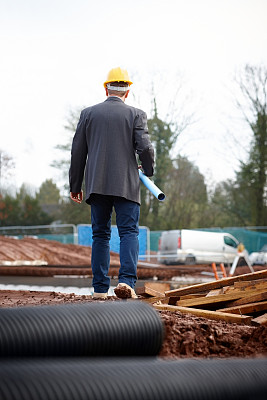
left=157, top=229, right=239, bottom=265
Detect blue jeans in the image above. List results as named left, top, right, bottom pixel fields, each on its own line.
left=90, top=194, right=140, bottom=293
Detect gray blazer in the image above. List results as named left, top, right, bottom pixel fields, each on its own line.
left=69, top=96, right=154, bottom=205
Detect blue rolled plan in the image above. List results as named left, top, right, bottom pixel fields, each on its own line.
left=139, top=170, right=165, bottom=201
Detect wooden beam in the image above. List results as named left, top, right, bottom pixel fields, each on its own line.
left=153, top=304, right=251, bottom=324
left=224, top=290, right=267, bottom=307
left=217, top=300, right=267, bottom=315
left=139, top=296, right=169, bottom=304
left=234, top=279, right=267, bottom=289
left=136, top=281, right=170, bottom=296
left=180, top=293, right=208, bottom=299
left=145, top=281, right=171, bottom=292
left=251, top=313, right=267, bottom=326
left=135, top=288, right=149, bottom=296
left=165, top=269, right=267, bottom=297
left=177, top=288, right=264, bottom=308
left=143, top=287, right=165, bottom=297
left=205, top=288, right=226, bottom=297
left=228, top=283, right=267, bottom=298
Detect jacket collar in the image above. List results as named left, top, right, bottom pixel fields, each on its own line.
left=105, top=96, right=124, bottom=103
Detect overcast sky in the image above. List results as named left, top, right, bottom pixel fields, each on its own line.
left=1, top=0, right=267, bottom=193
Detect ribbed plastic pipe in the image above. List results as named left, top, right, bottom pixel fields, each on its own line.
left=0, top=358, right=266, bottom=400
left=0, top=302, right=163, bottom=357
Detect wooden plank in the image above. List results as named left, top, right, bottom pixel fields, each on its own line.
left=165, top=269, right=267, bottom=297
left=143, top=287, right=165, bottom=297
left=168, top=296, right=180, bottom=305
left=135, top=287, right=148, bottom=296
left=206, top=288, right=225, bottom=297
left=234, top=279, right=267, bottom=289
left=139, top=296, right=169, bottom=304
left=168, top=293, right=206, bottom=305
left=153, top=304, right=251, bottom=324
left=136, top=281, right=170, bottom=296
left=217, top=300, right=267, bottom=314
left=230, top=281, right=267, bottom=294
left=251, top=313, right=267, bottom=326
left=180, top=294, right=207, bottom=300
left=224, top=290, right=267, bottom=307
left=228, top=286, right=267, bottom=298
left=145, top=281, right=171, bottom=292
left=177, top=289, right=263, bottom=307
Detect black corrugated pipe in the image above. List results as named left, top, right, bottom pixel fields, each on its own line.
left=0, top=302, right=164, bottom=357
left=0, top=358, right=267, bottom=400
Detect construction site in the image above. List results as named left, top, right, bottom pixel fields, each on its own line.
left=0, top=235, right=267, bottom=359
left=0, top=232, right=267, bottom=399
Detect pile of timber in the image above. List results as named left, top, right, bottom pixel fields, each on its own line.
left=137, top=270, right=267, bottom=326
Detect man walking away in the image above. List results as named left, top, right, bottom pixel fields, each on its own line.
left=69, top=67, right=154, bottom=299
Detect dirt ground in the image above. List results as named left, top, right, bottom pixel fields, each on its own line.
left=1, top=237, right=266, bottom=359
left=0, top=289, right=266, bottom=359
left=159, top=310, right=267, bottom=358
left=0, top=236, right=120, bottom=266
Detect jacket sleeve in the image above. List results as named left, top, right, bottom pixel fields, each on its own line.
left=69, top=110, right=88, bottom=192
left=134, top=111, right=155, bottom=177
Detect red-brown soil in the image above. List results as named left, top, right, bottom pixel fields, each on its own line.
left=1, top=237, right=266, bottom=359
left=0, top=290, right=266, bottom=359
left=0, top=237, right=262, bottom=280
left=0, top=236, right=120, bottom=266
left=159, top=310, right=267, bottom=358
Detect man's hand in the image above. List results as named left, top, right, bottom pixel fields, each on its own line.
left=70, top=191, right=83, bottom=204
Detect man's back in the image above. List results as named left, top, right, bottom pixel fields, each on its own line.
left=70, top=96, right=153, bottom=204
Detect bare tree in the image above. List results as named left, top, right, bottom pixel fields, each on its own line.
left=0, top=150, right=15, bottom=194
left=234, top=64, right=267, bottom=225
left=51, top=107, right=83, bottom=192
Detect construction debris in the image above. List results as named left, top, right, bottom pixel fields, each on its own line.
left=148, top=270, right=267, bottom=326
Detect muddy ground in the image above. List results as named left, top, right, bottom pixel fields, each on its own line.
left=1, top=237, right=266, bottom=358
left=0, top=289, right=266, bottom=359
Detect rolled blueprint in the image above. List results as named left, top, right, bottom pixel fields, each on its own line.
left=139, top=170, right=165, bottom=201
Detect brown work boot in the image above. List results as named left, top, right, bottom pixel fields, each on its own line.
left=114, top=283, right=138, bottom=299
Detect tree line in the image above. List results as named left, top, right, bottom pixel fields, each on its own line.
left=0, top=64, right=266, bottom=229
left=0, top=181, right=60, bottom=227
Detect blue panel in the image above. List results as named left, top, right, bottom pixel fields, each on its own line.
left=78, top=224, right=148, bottom=256
left=138, top=228, right=147, bottom=259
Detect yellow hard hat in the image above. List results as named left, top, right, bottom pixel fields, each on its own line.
left=104, top=67, right=133, bottom=88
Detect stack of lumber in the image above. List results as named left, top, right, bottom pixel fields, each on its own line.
left=139, top=270, right=267, bottom=326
